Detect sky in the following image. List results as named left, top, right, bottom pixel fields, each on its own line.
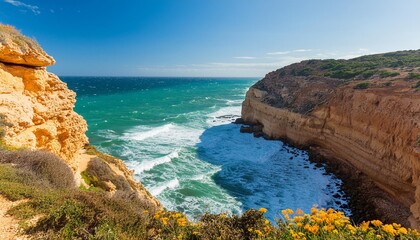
left=1, top=0, right=419, bottom=77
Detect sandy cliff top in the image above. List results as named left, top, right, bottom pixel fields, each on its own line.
left=0, top=24, right=55, bottom=67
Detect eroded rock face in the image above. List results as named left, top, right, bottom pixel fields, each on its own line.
left=0, top=62, right=88, bottom=163
left=0, top=25, right=162, bottom=210
left=242, top=69, right=420, bottom=228
left=0, top=25, right=86, bottom=163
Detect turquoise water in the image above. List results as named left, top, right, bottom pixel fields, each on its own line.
left=63, top=77, right=349, bottom=221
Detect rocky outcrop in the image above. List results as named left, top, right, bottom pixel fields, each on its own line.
left=0, top=25, right=161, bottom=210
left=242, top=54, right=420, bottom=229
left=0, top=26, right=86, bottom=163
left=0, top=25, right=55, bottom=67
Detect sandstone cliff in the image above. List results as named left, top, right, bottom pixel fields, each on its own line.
left=0, top=24, right=160, bottom=209
left=241, top=51, right=420, bottom=228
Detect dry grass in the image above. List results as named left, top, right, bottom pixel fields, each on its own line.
left=0, top=23, right=41, bottom=52
left=0, top=150, right=75, bottom=189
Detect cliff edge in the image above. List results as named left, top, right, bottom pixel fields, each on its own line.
left=0, top=24, right=160, bottom=212
left=241, top=50, right=420, bottom=229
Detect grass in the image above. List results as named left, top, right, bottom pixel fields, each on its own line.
left=0, top=23, right=43, bottom=54
left=0, top=150, right=75, bottom=189
left=353, top=82, right=370, bottom=90
left=1, top=149, right=419, bottom=239
left=274, top=50, right=420, bottom=81
left=81, top=157, right=131, bottom=191
left=409, top=73, right=420, bottom=80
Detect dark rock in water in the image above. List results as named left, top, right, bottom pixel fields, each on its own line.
left=289, top=156, right=293, bottom=160
left=253, top=131, right=264, bottom=138
left=315, top=162, right=323, bottom=168
left=216, top=114, right=240, bottom=119
left=240, top=124, right=264, bottom=138
left=240, top=126, right=253, bottom=133
left=233, top=118, right=245, bottom=124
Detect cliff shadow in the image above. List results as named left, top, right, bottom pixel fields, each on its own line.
left=195, top=123, right=336, bottom=220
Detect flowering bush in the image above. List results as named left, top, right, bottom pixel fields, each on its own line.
left=146, top=207, right=420, bottom=239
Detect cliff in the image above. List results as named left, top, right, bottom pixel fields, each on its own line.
left=0, top=25, right=160, bottom=210
left=241, top=50, right=420, bottom=229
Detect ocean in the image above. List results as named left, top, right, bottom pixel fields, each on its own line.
left=62, top=76, right=350, bottom=221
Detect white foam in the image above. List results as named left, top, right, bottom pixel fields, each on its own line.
left=124, top=123, right=174, bottom=141
left=130, top=151, right=179, bottom=173
left=150, top=178, right=180, bottom=196
left=207, top=106, right=242, bottom=125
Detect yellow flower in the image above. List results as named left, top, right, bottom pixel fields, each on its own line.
left=255, top=229, right=263, bottom=236
left=370, top=220, right=382, bottom=227
left=296, top=208, right=304, bottom=215
left=154, top=211, right=163, bottom=219
left=347, top=224, right=356, bottom=233
left=293, top=215, right=304, bottom=223
left=259, top=208, right=267, bottom=213
left=161, top=217, right=168, bottom=225
left=392, top=223, right=401, bottom=229
left=397, top=227, right=408, bottom=235
left=323, top=225, right=335, bottom=231
left=177, top=217, right=187, bottom=227
left=382, top=224, right=397, bottom=236
left=311, top=208, right=318, bottom=215
left=264, top=219, right=270, bottom=225
left=360, top=221, right=370, bottom=232
left=308, top=225, right=319, bottom=234
left=177, top=234, right=183, bottom=240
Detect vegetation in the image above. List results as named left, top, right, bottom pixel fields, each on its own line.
left=384, top=81, right=392, bottom=87
left=379, top=71, right=400, bottom=78
left=414, top=81, right=420, bottom=89
left=278, top=50, right=420, bottom=81
left=353, top=82, right=370, bottom=90
left=0, top=147, right=419, bottom=239
left=408, top=72, right=420, bottom=80
left=0, top=23, right=41, bottom=51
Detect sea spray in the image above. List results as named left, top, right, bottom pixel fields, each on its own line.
left=64, top=77, right=350, bottom=221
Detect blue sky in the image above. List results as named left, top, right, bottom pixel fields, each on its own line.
left=1, top=0, right=419, bottom=77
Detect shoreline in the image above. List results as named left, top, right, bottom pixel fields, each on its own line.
left=237, top=120, right=411, bottom=227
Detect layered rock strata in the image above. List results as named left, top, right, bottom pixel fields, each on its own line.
left=0, top=25, right=161, bottom=209
left=242, top=56, right=420, bottom=228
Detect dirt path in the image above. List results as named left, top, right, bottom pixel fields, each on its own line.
left=0, top=196, right=28, bottom=240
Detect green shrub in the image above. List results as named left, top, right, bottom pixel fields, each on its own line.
left=414, top=81, right=420, bottom=89
left=0, top=150, right=75, bottom=188
left=2, top=158, right=420, bottom=239
left=353, top=82, right=370, bottom=89
left=408, top=72, right=420, bottom=79
left=82, top=157, right=131, bottom=191
left=0, top=164, right=41, bottom=200
left=296, top=68, right=313, bottom=76
left=379, top=71, right=400, bottom=78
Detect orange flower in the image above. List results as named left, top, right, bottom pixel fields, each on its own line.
left=259, top=208, right=268, bottom=213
